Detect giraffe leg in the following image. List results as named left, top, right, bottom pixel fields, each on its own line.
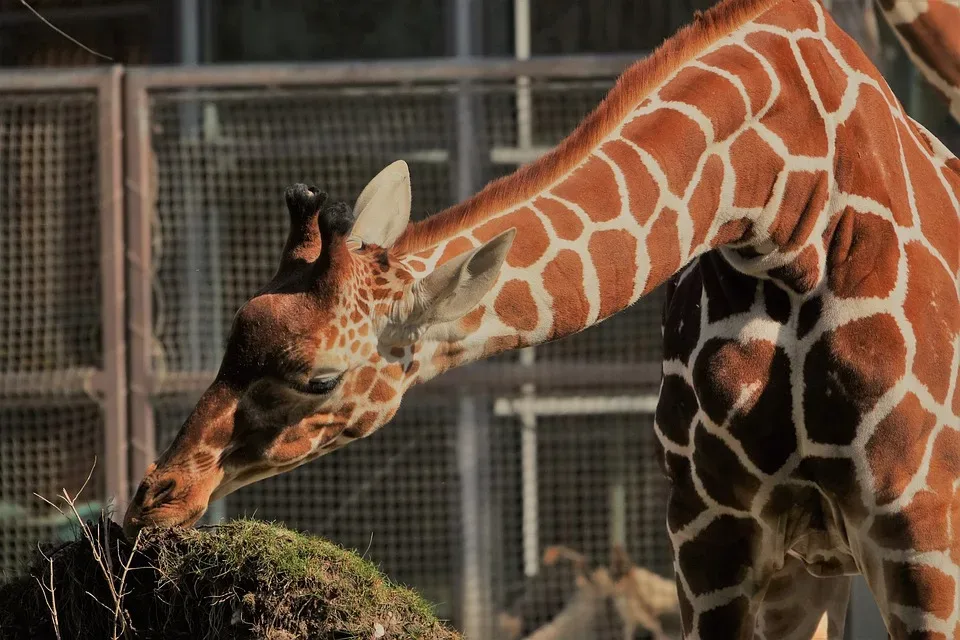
left=753, top=554, right=852, bottom=640
left=667, top=485, right=775, bottom=640
left=851, top=496, right=960, bottom=640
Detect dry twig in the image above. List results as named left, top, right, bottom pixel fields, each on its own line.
left=18, top=0, right=113, bottom=61
left=33, top=458, right=142, bottom=640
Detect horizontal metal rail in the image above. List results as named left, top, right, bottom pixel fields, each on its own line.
left=0, top=68, right=117, bottom=90
left=0, top=369, right=101, bottom=398
left=125, top=54, right=642, bottom=89
left=147, top=362, right=662, bottom=398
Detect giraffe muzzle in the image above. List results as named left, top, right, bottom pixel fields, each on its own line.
left=123, top=472, right=216, bottom=539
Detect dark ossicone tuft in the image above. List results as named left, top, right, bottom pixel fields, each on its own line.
left=276, top=184, right=328, bottom=275
left=284, top=183, right=328, bottom=223
left=318, top=199, right=355, bottom=243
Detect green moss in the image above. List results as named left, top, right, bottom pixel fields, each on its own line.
left=0, top=517, right=460, bottom=640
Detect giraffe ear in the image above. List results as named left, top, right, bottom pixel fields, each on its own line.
left=350, top=160, right=411, bottom=249
left=411, top=228, right=516, bottom=326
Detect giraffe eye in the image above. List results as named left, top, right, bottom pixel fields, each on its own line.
left=304, top=373, right=343, bottom=395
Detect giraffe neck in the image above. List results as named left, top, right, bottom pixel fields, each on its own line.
left=393, top=0, right=942, bottom=385
left=877, top=0, right=960, bottom=122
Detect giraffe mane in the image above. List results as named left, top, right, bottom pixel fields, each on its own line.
left=392, top=0, right=787, bottom=254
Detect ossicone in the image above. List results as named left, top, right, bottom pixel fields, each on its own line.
left=277, top=183, right=328, bottom=273
left=317, top=199, right=356, bottom=247
left=285, top=183, right=328, bottom=224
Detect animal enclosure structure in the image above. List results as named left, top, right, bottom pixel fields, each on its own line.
left=0, top=2, right=956, bottom=639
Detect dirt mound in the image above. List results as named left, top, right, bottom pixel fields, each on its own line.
left=0, top=517, right=460, bottom=640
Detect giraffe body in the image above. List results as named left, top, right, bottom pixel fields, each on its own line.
left=125, top=0, right=960, bottom=637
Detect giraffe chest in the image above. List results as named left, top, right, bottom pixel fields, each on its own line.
left=657, top=255, right=803, bottom=478
left=654, top=256, right=863, bottom=573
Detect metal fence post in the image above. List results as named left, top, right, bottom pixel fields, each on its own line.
left=455, top=394, right=495, bottom=639
left=98, top=65, right=129, bottom=517
left=452, top=0, right=498, bottom=634
left=124, top=71, right=158, bottom=492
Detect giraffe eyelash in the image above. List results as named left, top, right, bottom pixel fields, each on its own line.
left=296, top=373, right=344, bottom=396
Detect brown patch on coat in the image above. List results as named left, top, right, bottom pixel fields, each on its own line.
left=542, top=250, right=589, bottom=339
left=700, top=44, right=772, bottom=116
left=903, top=242, right=960, bottom=404
left=494, top=280, right=539, bottom=332
left=770, top=170, right=829, bottom=251
left=804, top=314, right=907, bottom=445
left=438, top=236, right=475, bottom=267
left=659, top=66, right=747, bottom=142
left=689, top=155, right=725, bottom=250
left=884, top=561, right=956, bottom=620
left=369, top=379, right=397, bottom=403
left=644, top=208, right=682, bottom=295
left=747, top=31, right=828, bottom=157
left=870, top=490, right=950, bottom=552
left=730, top=128, right=784, bottom=209
left=600, top=140, right=660, bottom=225
left=769, top=245, right=821, bottom=294
left=797, top=38, right=848, bottom=113
left=474, top=207, right=549, bottom=268
left=834, top=86, right=913, bottom=227
left=826, top=209, right=900, bottom=299
left=589, top=229, right=638, bottom=319
left=866, top=393, right=938, bottom=505
left=551, top=155, right=621, bottom=222
left=899, top=121, right=959, bottom=273
left=533, top=197, right=584, bottom=241
left=622, top=109, right=707, bottom=195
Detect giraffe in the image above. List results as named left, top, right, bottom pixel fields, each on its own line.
left=874, top=0, right=960, bottom=122
left=123, top=0, right=960, bottom=637
left=499, top=544, right=683, bottom=640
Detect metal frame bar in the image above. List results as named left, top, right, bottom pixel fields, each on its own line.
left=124, top=71, right=158, bottom=488
left=123, top=54, right=637, bottom=88
left=148, top=362, right=662, bottom=397
left=97, top=66, right=129, bottom=515
left=0, top=68, right=127, bottom=90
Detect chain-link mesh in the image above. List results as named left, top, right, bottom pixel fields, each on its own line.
left=0, top=400, right=105, bottom=579
left=0, top=90, right=108, bottom=580
left=0, top=94, right=102, bottom=373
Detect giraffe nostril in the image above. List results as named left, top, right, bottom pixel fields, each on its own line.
left=149, top=478, right=177, bottom=506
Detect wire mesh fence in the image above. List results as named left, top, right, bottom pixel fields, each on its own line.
left=0, top=71, right=124, bottom=581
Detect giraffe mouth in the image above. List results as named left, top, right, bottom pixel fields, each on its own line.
left=123, top=503, right=208, bottom=540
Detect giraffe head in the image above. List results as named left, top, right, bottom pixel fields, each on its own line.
left=123, top=160, right=516, bottom=536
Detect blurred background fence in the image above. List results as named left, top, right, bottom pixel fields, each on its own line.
left=0, top=0, right=957, bottom=638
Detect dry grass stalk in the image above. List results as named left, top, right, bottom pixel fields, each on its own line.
left=32, top=458, right=143, bottom=640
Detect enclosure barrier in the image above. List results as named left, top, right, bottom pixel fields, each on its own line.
left=0, top=66, right=125, bottom=580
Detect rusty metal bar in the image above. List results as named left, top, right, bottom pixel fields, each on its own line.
left=123, top=54, right=639, bottom=89
left=124, top=71, right=158, bottom=489
left=98, top=66, right=130, bottom=517
left=148, top=362, right=662, bottom=398
left=0, top=369, right=100, bottom=398
left=0, top=68, right=113, bottom=90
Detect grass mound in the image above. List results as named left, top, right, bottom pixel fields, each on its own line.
left=0, top=517, right=460, bottom=640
